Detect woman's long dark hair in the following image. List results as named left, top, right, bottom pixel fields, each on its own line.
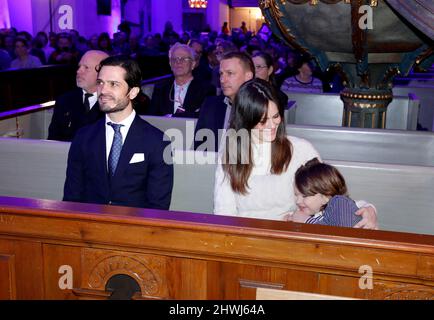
left=222, top=78, right=292, bottom=194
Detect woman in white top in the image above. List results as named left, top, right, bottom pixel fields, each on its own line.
left=214, top=78, right=377, bottom=228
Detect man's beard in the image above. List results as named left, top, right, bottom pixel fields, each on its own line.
left=98, top=95, right=130, bottom=114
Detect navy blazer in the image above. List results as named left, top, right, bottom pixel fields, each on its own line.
left=148, top=77, right=216, bottom=118
left=194, top=95, right=228, bottom=152
left=48, top=88, right=104, bottom=141
left=63, top=115, right=173, bottom=210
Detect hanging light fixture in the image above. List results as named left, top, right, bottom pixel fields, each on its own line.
left=188, top=0, right=208, bottom=9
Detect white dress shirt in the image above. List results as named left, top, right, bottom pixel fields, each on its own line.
left=82, top=90, right=98, bottom=110
left=173, top=79, right=192, bottom=113
left=105, top=110, right=136, bottom=167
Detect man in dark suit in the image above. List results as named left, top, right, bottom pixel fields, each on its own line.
left=64, top=56, right=173, bottom=210
left=194, top=52, right=255, bottom=152
left=48, top=50, right=109, bottom=141
left=148, top=42, right=215, bottom=118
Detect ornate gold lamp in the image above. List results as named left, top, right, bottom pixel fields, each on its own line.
left=260, top=0, right=433, bottom=128
left=188, top=0, right=208, bottom=9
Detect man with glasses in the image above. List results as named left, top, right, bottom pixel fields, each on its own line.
left=148, top=42, right=215, bottom=117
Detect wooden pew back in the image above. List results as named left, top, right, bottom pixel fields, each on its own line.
left=285, top=124, right=434, bottom=166
left=0, top=196, right=433, bottom=300
left=393, top=85, right=434, bottom=131
left=3, top=110, right=433, bottom=168
left=0, top=65, right=76, bottom=111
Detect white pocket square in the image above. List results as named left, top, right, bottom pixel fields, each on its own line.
left=129, top=153, right=145, bottom=164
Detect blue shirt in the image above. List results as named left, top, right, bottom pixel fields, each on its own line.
left=305, top=195, right=362, bottom=228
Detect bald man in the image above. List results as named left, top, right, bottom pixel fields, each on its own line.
left=48, top=50, right=109, bottom=141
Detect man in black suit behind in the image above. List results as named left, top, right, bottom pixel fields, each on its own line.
left=148, top=42, right=215, bottom=118
left=194, top=52, right=255, bottom=152
left=48, top=50, right=109, bottom=141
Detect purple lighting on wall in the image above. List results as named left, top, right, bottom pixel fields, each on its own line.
left=0, top=0, right=11, bottom=29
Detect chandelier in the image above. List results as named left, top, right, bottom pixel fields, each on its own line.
left=188, top=0, right=207, bottom=9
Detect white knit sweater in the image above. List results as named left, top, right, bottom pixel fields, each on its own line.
left=214, top=136, right=320, bottom=221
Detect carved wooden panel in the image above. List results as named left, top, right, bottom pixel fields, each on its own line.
left=365, top=282, right=434, bottom=300
left=0, top=254, right=16, bottom=299
left=80, top=248, right=169, bottom=299
left=318, top=272, right=434, bottom=300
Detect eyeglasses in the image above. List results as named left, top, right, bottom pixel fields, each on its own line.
left=255, top=65, right=268, bottom=70
left=170, top=57, right=193, bottom=64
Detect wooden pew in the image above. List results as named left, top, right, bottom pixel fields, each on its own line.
left=141, top=115, right=197, bottom=150
left=0, top=62, right=171, bottom=112
left=284, top=91, right=420, bottom=130
left=141, top=118, right=434, bottom=167
left=0, top=102, right=55, bottom=139
left=0, top=65, right=76, bottom=111
left=0, top=138, right=433, bottom=235
left=0, top=196, right=433, bottom=300
left=285, top=124, right=434, bottom=166
left=393, top=85, right=434, bottom=131
left=0, top=73, right=174, bottom=139
left=8, top=105, right=432, bottom=166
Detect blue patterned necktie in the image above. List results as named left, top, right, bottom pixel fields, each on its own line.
left=107, top=122, right=124, bottom=177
